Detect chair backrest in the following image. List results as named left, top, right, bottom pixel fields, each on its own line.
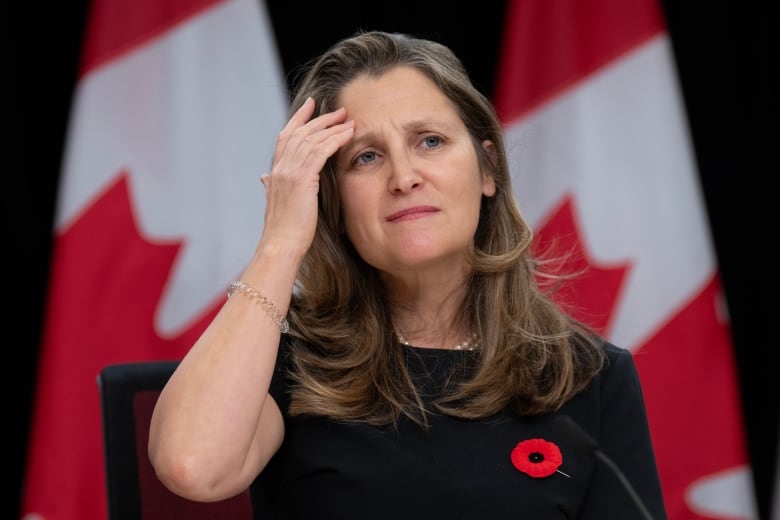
left=97, top=361, right=253, bottom=520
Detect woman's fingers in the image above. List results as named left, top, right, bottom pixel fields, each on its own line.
left=268, top=122, right=353, bottom=195
left=272, top=106, right=352, bottom=180
left=274, top=98, right=348, bottom=163
left=297, top=122, right=354, bottom=172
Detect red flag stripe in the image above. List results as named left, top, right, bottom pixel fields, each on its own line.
left=79, top=0, right=223, bottom=76
left=494, top=0, right=664, bottom=124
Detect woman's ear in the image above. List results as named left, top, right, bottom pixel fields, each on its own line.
left=481, top=140, right=497, bottom=197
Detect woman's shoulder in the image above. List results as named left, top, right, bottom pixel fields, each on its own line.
left=563, top=338, right=648, bottom=422
left=601, top=339, right=631, bottom=361
left=599, top=340, right=636, bottom=366
left=592, top=339, right=643, bottom=392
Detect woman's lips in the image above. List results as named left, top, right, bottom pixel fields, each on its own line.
left=386, top=206, right=439, bottom=222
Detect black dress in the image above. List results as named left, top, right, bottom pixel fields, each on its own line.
left=250, top=338, right=667, bottom=519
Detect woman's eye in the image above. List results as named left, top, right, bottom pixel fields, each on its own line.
left=422, top=135, right=442, bottom=148
left=355, top=151, right=377, bottom=165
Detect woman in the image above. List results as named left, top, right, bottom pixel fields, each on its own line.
left=149, top=30, right=667, bottom=519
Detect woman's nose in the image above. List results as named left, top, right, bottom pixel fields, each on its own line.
left=387, top=153, right=422, bottom=193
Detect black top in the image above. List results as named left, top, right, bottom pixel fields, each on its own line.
left=250, top=338, right=667, bottom=519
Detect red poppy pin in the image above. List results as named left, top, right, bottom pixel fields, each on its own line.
left=510, top=438, right=568, bottom=478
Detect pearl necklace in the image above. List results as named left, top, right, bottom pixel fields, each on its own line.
left=396, top=331, right=480, bottom=351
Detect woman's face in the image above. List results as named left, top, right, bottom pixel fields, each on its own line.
left=333, top=66, right=495, bottom=280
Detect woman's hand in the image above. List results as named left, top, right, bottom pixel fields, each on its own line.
left=258, top=97, right=354, bottom=258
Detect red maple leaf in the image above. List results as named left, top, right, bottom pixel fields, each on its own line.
left=24, top=172, right=221, bottom=519
left=533, top=194, right=631, bottom=335
left=535, top=193, right=751, bottom=519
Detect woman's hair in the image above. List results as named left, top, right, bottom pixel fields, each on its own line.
left=284, top=30, right=605, bottom=427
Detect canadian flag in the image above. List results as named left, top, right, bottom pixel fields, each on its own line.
left=20, top=0, right=287, bottom=518
left=494, top=0, right=758, bottom=518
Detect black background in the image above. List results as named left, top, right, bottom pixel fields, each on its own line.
left=12, top=1, right=778, bottom=518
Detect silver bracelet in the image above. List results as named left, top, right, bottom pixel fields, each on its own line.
left=227, top=281, right=290, bottom=333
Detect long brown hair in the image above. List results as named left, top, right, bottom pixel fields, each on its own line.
left=284, top=30, right=604, bottom=427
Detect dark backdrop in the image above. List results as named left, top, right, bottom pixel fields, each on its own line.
left=12, top=1, right=777, bottom=518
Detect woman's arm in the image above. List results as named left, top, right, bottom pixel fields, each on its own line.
left=147, top=248, right=295, bottom=502
left=148, top=98, right=355, bottom=502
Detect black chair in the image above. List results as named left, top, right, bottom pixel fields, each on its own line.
left=97, top=360, right=252, bottom=519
